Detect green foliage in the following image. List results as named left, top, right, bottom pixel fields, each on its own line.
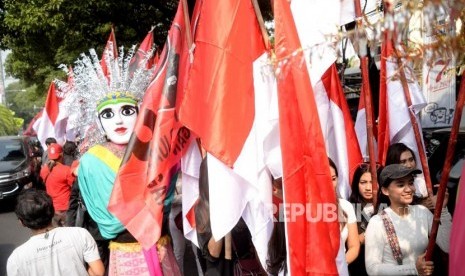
left=5, top=82, right=45, bottom=127
left=0, top=0, right=273, bottom=105
left=1, top=0, right=180, bottom=90
left=0, top=104, right=23, bottom=136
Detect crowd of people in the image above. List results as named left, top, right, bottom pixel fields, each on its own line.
left=5, top=29, right=456, bottom=276
left=7, top=137, right=454, bottom=276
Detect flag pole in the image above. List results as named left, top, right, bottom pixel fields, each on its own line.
left=425, top=69, right=465, bottom=261
left=181, top=0, right=194, bottom=62
left=251, top=0, right=271, bottom=50
left=354, top=0, right=379, bottom=209
left=392, top=44, right=434, bottom=196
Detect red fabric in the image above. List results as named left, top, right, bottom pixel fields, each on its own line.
left=40, top=163, right=75, bottom=211
left=44, top=82, right=60, bottom=125
left=129, top=29, right=155, bottom=75
left=179, top=0, right=265, bottom=167
left=321, top=63, right=363, bottom=184
left=108, top=2, right=193, bottom=249
left=377, top=35, right=393, bottom=165
left=100, top=27, right=117, bottom=78
left=274, top=0, right=339, bottom=274
left=450, top=164, right=465, bottom=276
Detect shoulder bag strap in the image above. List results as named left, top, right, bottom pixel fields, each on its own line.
left=381, top=210, right=403, bottom=265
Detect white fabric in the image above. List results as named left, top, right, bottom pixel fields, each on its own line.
left=339, top=198, right=357, bottom=244
left=414, top=175, right=428, bottom=198
left=385, top=57, right=428, bottom=179
left=291, top=0, right=361, bottom=200
left=336, top=236, right=350, bottom=276
left=355, top=106, right=368, bottom=159
left=208, top=53, right=278, bottom=270
left=7, top=227, right=100, bottom=276
left=181, top=140, right=202, bottom=247
left=365, top=205, right=452, bottom=275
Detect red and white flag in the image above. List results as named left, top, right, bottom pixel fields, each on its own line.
left=274, top=0, right=340, bottom=273
left=32, top=82, right=67, bottom=148
left=23, top=110, right=42, bottom=137
left=320, top=64, right=363, bottom=199
left=207, top=53, right=279, bottom=269
left=377, top=36, right=428, bottom=197
left=179, top=0, right=265, bottom=168
left=178, top=0, right=273, bottom=267
left=354, top=87, right=378, bottom=161
left=181, top=140, right=202, bottom=247
left=377, top=37, right=427, bottom=166
left=291, top=0, right=361, bottom=199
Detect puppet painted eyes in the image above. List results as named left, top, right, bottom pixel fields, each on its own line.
left=98, top=103, right=138, bottom=145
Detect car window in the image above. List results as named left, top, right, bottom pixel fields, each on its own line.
left=0, top=140, right=26, bottom=161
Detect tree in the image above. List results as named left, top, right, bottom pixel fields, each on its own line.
left=0, top=0, right=181, bottom=92
left=5, top=81, right=44, bottom=126
left=0, top=104, right=23, bottom=135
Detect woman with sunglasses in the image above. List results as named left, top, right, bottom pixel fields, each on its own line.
left=365, top=164, right=451, bottom=275
left=328, top=158, right=360, bottom=268
left=348, top=162, right=381, bottom=275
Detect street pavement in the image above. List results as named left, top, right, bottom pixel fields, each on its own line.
left=0, top=197, right=30, bottom=276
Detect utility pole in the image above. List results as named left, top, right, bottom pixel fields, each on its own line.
left=0, top=50, right=6, bottom=105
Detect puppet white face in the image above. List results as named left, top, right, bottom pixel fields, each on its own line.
left=98, top=102, right=138, bottom=144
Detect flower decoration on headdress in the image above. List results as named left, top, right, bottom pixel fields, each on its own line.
left=56, top=42, right=155, bottom=153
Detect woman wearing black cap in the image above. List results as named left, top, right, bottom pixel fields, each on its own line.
left=364, top=164, right=451, bottom=276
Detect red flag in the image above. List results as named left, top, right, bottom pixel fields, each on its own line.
left=108, top=2, right=193, bottom=249
left=129, top=28, right=155, bottom=75
left=179, top=0, right=265, bottom=167
left=100, top=27, right=117, bottom=78
left=32, top=82, right=67, bottom=148
left=274, top=0, right=339, bottom=274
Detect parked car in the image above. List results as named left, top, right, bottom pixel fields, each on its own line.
left=0, top=136, right=41, bottom=200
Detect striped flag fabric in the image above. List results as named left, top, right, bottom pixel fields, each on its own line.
left=32, top=82, right=67, bottom=148
left=290, top=0, right=361, bottom=199
left=274, top=0, right=340, bottom=273
left=377, top=37, right=428, bottom=165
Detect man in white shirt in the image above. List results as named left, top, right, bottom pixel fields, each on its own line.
left=7, top=189, right=105, bottom=276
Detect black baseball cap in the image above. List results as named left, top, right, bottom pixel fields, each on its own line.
left=379, top=164, right=422, bottom=187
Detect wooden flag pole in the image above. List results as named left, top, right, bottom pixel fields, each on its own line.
left=361, top=57, right=379, bottom=209
left=392, top=45, right=434, bottom=196
left=251, top=0, right=271, bottom=50
left=354, top=0, right=379, bottom=208
left=425, top=69, right=465, bottom=261
left=181, top=0, right=194, bottom=63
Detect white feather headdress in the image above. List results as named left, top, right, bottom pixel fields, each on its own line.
left=56, top=42, right=155, bottom=153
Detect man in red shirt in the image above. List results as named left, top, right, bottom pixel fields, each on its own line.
left=40, top=143, right=75, bottom=226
